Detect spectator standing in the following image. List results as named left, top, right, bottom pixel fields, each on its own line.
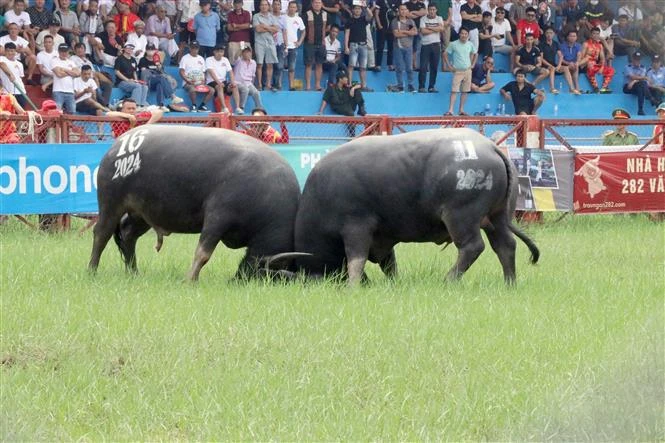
left=226, top=0, right=251, bottom=64
left=539, top=26, right=578, bottom=94
left=623, top=51, right=658, bottom=116
left=303, top=0, right=327, bottom=91
left=580, top=26, right=614, bottom=93
left=611, top=14, right=641, bottom=58
left=516, top=6, right=541, bottom=46
left=514, top=33, right=548, bottom=86
left=450, top=0, right=464, bottom=41
left=323, top=23, right=344, bottom=86
left=176, top=0, right=200, bottom=62
left=0, top=23, right=37, bottom=84
left=54, top=0, right=80, bottom=46
left=51, top=43, right=80, bottom=113
left=470, top=54, right=495, bottom=92
left=74, top=64, right=109, bottom=116
left=179, top=41, right=213, bottom=111
left=602, top=108, right=638, bottom=146
left=428, top=0, right=451, bottom=50
left=205, top=44, right=238, bottom=113
left=79, top=0, right=104, bottom=57
left=345, top=1, right=372, bottom=92
left=283, top=0, right=305, bottom=89
left=0, top=85, right=25, bottom=144
left=194, top=0, right=221, bottom=57
left=647, top=55, right=664, bottom=105
left=317, top=70, right=366, bottom=116
left=270, top=0, right=286, bottom=90
left=70, top=42, right=112, bottom=106
left=405, top=0, right=426, bottom=70
left=115, top=42, right=149, bottom=106
left=388, top=3, right=416, bottom=92
left=321, top=0, right=341, bottom=28
left=418, top=3, right=443, bottom=93
left=233, top=46, right=263, bottom=114
left=491, top=7, right=513, bottom=55
left=140, top=43, right=184, bottom=108
left=560, top=29, right=582, bottom=93
left=126, top=20, right=148, bottom=61
left=252, top=0, right=279, bottom=91
left=374, top=0, right=398, bottom=70
left=36, top=19, right=66, bottom=52
left=36, top=34, right=58, bottom=90
left=0, top=43, right=29, bottom=108
left=27, top=0, right=54, bottom=35
left=508, top=0, right=528, bottom=32
left=146, top=6, right=179, bottom=60
left=443, top=27, right=476, bottom=115
left=500, top=69, right=545, bottom=115
left=460, top=0, right=481, bottom=51
left=108, top=98, right=163, bottom=137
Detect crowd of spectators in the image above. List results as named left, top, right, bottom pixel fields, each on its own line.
left=0, top=0, right=661, bottom=117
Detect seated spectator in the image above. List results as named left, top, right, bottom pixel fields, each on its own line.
left=283, top=0, right=304, bottom=90
left=345, top=2, right=373, bottom=92
left=602, top=108, right=639, bottom=146
left=70, top=42, right=112, bottom=106
left=560, top=0, right=582, bottom=30
left=115, top=42, right=150, bottom=107
left=36, top=35, right=58, bottom=91
left=540, top=26, right=579, bottom=94
left=36, top=19, right=66, bottom=52
left=513, top=33, right=548, bottom=87
left=491, top=7, right=513, bottom=56
left=639, top=17, right=665, bottom=59
left=205, top=44, right=239, bottom=114
left=233, top=46, right=263, bottom=114
left=579, top=27, right=614, bottom=93
left=323, top=24, right=344, bottom=88
left=515, top=7, right=541, bottom=47
left=611, top=14, right=640, bottom=58
left=536, top=0, right=553, bottom=30
left=560, top=29, right=582, bottom=93
left=113, top=0, right=140, bottom=37
left=582, top=0, right=609, bottom=28
left=471, top=55, right=495, bottom=92
left=597, top=15, right=614, bottom=61
left=107, top=98, right=163, bottom=137
left=139, top=43, right=183, bottom=109
left=0, top=23, right=37, bottom=85
left=317, top=70, right=366, bottom=116
left=79, top=0, right=104, bottom=57
left=0, top=85, right=25, bottom=143
left=500, top=69, right=545, bottom=115
left=27, top=0, right=55, bottom=36
left=194, top=0, right=220, bottom=58
left=560, top=12, right=590, bottom=46
left=653, top=102, right=665, bottom=147
left=648, top=55, right=665, bottom=106
left=145, top=5, right=178, bottom=61
left=94, top=20, right=124, bottom=67
left=51, top=43, right=81, bottom=113
left=0, top=43, right=30, bottom=108
left=155, top=0, right=177, bottom=29
left=74, top=64, right=109, bottom=115
left=54, top=0, right=80, bottom=47
left=243, top=108, right=289, bottom=143
left=126, top=20, right=148, bottom=61
left=623, top=51, right=659, bottom=116
left=617, top=0, right=643, bottom=23
left=5, top=0, right=37, bottom=43
left=179, top=40, right=213, bottom=112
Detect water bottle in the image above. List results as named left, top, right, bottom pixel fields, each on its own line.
left=553, top=104, right=559, bottom=116
left=558, top=80, right=563, bottom=91
left=500, top=103, right=505, bottom=115
left=496, top=103, right=502, bottom=116
left=485, top=103, right=491, bottom=115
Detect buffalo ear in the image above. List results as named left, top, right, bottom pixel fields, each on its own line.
left=260, top=252, right=313, bottom=270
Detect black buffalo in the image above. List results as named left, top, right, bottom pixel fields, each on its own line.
left=88, top=125, right=301, bottom=280
left=294, top=128, right=539, bottom=284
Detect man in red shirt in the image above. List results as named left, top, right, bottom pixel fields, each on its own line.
left=226, top=0, right=252, bottom=64
left=114, top=0, right=140, bottom=37
left=579, top=26, right=614, bottom=93
left=107, top=98, right=163, bottom=137
left=516, top=6, right=541, bottom=46
left=241, top=108, right=289, bottom=143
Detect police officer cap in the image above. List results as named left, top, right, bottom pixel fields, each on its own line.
left=612, top=108, right=631, bottom=119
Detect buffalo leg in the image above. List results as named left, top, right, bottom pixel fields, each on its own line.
left=116, top=214, right=151, bottom=273
left=378, top=248, right=398, bottom=279
left=89, top=212, right=123, bottom=272
left=187, top=225, right=224, bottom=281
left=484, top=216, right=517, bottom=284
left=443, top=217, right=485, bottom=281
left=342, top=226, right=372, bottom=286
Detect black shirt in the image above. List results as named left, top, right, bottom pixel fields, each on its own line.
left=114, top=55, right=138, bottom=85
left=538, top=40, right=559, bottom=66
left=138, top=56, right=160, bottom=73
left=26, top=6, right=53, bottom=31
left=96, top=31, right=124, bottom=57
left=460, top=3, right=482, bottom=31
left=501, top=80, right=536, bottom=113
left=346, top=14, right=369, bottom=43
left=322, top=85, right=358, bottom=115
left=405, top=0, right=426, bottom=28
left=478, top=23, right=493, bottom=57
left=375, top=0, right=399, bottom=29
left=517, top=45, right=541, bottom=66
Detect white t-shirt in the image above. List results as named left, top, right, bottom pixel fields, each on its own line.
left=179, top=53, right=206, bottom=85
left=0, top=35, right=30, bottom=60
left=36, top=49, right=58, bottom=76
left=205, top=55, right=232, bottom=84
left=35, top=30, right=66, bottom=52
left=51, top=57, right=78, bottom=93
left=4, top=10, right=31, bottom=27
left=491, top=18, right=512, bottom=47
left=73, top=76, right=98, bottom=102
left=126, top=32, right=148, bottom=60
left=156, top=0, right=177, bottom=16
left=324, top=35, right=340, bottom=62
left=283, top=14, right=305, bottom=49
left=242, top=0, right=254, bottom=13
left=0, top=56, right=24, bottom=94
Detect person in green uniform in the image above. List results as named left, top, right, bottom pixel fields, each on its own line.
left=317, top=70, right=367, bottom=116
left=602, top=108, right=640, bottom=146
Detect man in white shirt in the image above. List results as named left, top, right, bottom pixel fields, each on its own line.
left=0, top=42, right=29, bottom=108
left=51, top=43, right=81, bottom=114
left=323, top=24, right=344, bottom=87
left=283, top=0, right=305, bottom=90
left=75, top=64, right=109, bottom=115
left=4, top=0, right=37, bottom=41
left=36, top=34, right=58, bottom=90
left=0, top=22, right=37, bottom=84
left=70, top=42, right=112, bottom=107
left=36, top=19, right=66, bottom=52
left=126, top=21, right=148, bottom=61
left=491, top=6, right=513, bottom=54
left=179, top=41, right=214, bottom=112
left=205, top=45, right=239, bottom=113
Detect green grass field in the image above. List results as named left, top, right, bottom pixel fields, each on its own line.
left=1, top=214, right=663, bottom=441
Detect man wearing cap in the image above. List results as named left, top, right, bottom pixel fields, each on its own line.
left=317, top=70, right=367, bottom=117
left=54, top=0, right=80, bottom=46
left=226, top=0, right=251, bottom=64
left=647, top=56, right=665, bottom=107
left=193, top=0, right=220, bottom=58
left=115, top=42, right=150, bottom=107
left=205, top=44, right=238, bottom=114
left=51, top=43, right=81, bottom=113
left=179, top=40, right=214, bottom=111
left=126, top=20, right=148, bottom=61
left=623, top=51, right=659, bottom=116
left=602, top=109, right=639, bottom=146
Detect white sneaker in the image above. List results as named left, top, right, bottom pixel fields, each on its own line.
left=235, top=107, right=244, bottom=115
left=171, top=96, right=184, bottom=104
left=159, top=106, right=170, bottom=112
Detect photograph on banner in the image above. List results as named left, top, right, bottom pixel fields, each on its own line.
left=517, top=176, right=536, bottom=210
left=509, top=148, right=559, bottom=189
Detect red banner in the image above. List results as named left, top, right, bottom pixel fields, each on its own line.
left=573, top=152, right=665, bottom=214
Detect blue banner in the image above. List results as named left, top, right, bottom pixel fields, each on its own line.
left=1, top=143, right=337, bottom=215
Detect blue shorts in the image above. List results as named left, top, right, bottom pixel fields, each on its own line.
left=348, top=42, right=368, bottom=69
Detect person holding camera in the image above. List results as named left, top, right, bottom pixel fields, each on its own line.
left=317, top=70, right=367, bottom=116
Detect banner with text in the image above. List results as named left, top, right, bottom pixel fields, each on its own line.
left=573, top=151, right=665, bottom=214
